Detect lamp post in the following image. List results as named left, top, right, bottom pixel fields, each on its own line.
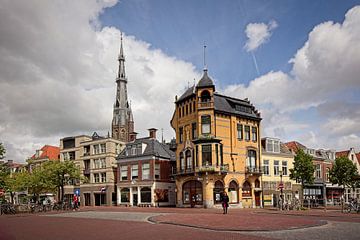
left=279, top=170, right=283, bottom=211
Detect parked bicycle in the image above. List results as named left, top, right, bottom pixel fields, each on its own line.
left=346, top=199, right=360, bottom=213
left=0, top=203, right=16, bottom=215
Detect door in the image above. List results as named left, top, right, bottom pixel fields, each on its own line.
left=133, top=193, right=138, bottom=206
left=255, top=192, right=261, bottom=207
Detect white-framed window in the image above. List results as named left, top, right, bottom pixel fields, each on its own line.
left=155, top=163, right=160, bottom=179
left=274, top=160, right=279, bottom=176
left=266, top=139, right=280, bottom=153
left=237, top=124, right=243, bottom=139
left=101, top=172, right=106, bottom=182
left=131, top=165, right=138, bottom=180
left=94, top=159, right=100, bottom=169
left=244, top=126, right=250, bottom=141
left=94, top=145, right=100, bottom=154
left=252, top=127, right=257, bottom=142
left=100, top=144, right=106, bottom=153
left=316, top=164, right=321, bottom=179
left=263, top=160, right=269, bottom=175
left=131, top=145, right=137, bottom=155
left=201, top=115, right=211, bottom=134
left=94, top=173, right=100, bottom=183
left=282, top=161, right=288, bottom=176
left=326, top=168, right=330, bottom=182
left=142, top=163, right=150, bottom=180
left=121, top=165, right=128, bottom=181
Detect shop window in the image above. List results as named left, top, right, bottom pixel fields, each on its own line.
left=121, top=188, right=130, bottom=202
left=140, top=187, right=151, bottom=203
left=242, top=181, right=251, bottom=198
left=213, top=181, right=224, bottom=204
left=183, top=180, right=203, bottom=205
left=229, top=181, right=239, bottom=203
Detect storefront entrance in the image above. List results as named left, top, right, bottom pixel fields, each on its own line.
left=255, top=192, right=261, bottom=207
left=94, top=193, right=106, bottom=206
left=133, top=193, right=138, bottom=206
left=183, top=180, right=203, bottom=207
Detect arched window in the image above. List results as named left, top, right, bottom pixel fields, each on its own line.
left=228, top=181, right=239, bottom=203
left=140, top=187, right=152, bottom=203
left=183, top=180, right=203, bottom=205
left=180, top=152, right=185, bottom=171
left=213, top=181, right=224, bottom=204
left=186, top=150, right=192, bottom=170
left=242, top=181, right=252, bottom=198
left=120, top=188, right=130, bottom=203
left=200, top=90, right=211, bottom=102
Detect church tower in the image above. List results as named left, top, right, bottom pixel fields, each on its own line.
left=112, top=34, right=134, bottom=142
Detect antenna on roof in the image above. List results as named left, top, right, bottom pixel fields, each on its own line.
left=203, top=43, right=207, bottom=70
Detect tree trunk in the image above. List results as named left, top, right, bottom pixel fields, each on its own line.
left=61, top=184, right=64, bottom=202
left=300, top=183, right=304, bottom=208
left=10, top=192, right=14, bottom=204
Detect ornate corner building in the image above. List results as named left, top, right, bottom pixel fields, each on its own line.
left=170, top=68, right=262, bottom=208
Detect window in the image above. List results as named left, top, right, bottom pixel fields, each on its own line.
left=201, top=115, right=211, bottom=134
left=140, top=187, right=152, bottom=203
left=180, top=152, right=185, bottom=171
left=244, top=126, right=250, bottom=141
left=94, top=173, right=100, bottom=183
left=266, top=139, right=280, bottom=153
left=185, top=104, right=188, bottom=115
left=202, top=144, right=212, bottom=166
left=101, top=172, right=106, bottom=182
left=121, top=188, right=130, bottom=202
left=94, top=145, right=100, bottom=154
left=186, top=150, right=192, bottom=169
left=121, top=165, right=128, bottom=181
left=200, top=90, right=211, bottom=102
left=136, top=144, right=142, bottom=155
left=155, top=163, right=160, bottom=179
left=316, top=164, right=321, bottom=179
left=94, top=159, right=100, bottom=169
left=237, top=124, right=243, bottom=139
left=131, top=145, right=137, bottom=155
left=131, top=165, right=138, bottom=180
left=179, top=127, right=183, bottom=143
left=100, top=144, right=106, bottom=153
left=252, top=127, right=257, bottom=142
left=282, top=161, right=288, bottom=176
left=247, top=150, right=256, bottom=168
left=142, top=163, right=150, bottom=180
left=326, top=168, right=330, bottom=182
left=274, top=160, right=279, bottom=176
left=263, top=160, right=269, bottom=175
left=192, top=123, right=197, bottom=139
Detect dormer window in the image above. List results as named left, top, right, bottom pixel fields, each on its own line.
left=266, top=139, right=280, bottom=153
left=200, top=90, right=211, bottom=102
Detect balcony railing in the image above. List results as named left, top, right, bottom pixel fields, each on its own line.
left=198, top=101, right=213, bottom=109
left=245, top=166, right=262, bottom=175
left=172, top=164, right=229, bottom=175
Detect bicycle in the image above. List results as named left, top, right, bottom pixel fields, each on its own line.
left=346, top=200, right=359, bottom=213
left=1, top=203, right=16, bottom=215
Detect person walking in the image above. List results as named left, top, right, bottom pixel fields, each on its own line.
left=222, top=192, right=229, bottom=214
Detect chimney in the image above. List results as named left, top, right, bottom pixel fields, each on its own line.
left=148, top=128, right=158, bottom=139
left=7, top=160, right=13, bottom=165
left=129, top=132, right=138, bottom=142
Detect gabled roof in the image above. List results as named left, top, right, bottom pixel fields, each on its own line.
left=336, top=150, right=350, bottom=158
left=284, top=141, right=307, bottom=153
left=117, top=137, right=175, bottom=160
left=214, top=93, right=261, bottom=120
left=30, top=145, right=60, bottom=160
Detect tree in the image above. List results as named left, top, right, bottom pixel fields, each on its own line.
left=27, top=167, right=53, bottom=202
left=0, top=142, right=5, bottom=160
left=3, top=171, right=30, bottom=203
left=43, top=161, right=81, bottom=202
left=290, top=149, right=315, bottom=206
left=329, top=156, right=358, bottom=196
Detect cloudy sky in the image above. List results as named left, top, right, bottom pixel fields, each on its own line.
left=1, top=0, right=360, bottom=162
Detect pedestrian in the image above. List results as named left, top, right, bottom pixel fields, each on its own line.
left=222, top=192, right=229, bottom=214
left=72, top=194, right=78, bottom=211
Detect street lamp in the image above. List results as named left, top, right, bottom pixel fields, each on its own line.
left=279, top=170, right=283, bottom=211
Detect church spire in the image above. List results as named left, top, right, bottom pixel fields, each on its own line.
left=117, top=32, right=126, bottom=80
left=112, top=33, right=134, bottom=142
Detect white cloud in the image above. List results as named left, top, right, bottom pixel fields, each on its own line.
left=0, top=0, right=199, bottom=162
left=226, top=6, right=360, bottom=150
left=244, top=20, right=278, bottom=52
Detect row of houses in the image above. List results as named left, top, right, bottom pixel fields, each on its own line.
left=4, top=37, right=360, bottom=208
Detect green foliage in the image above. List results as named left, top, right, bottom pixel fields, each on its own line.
left=329, top=156, right=358, bottom=188
left=0, top=142, right=5, bottom=159
left=0, top=163, right=10, bottom=189
left=290, top=149, right=315, bottom=186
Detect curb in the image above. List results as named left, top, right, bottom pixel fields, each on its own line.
left=147, top=216, right=328, bottom=233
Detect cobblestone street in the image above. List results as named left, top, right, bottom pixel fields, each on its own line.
left=1, top=208, right=360, bottom=240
